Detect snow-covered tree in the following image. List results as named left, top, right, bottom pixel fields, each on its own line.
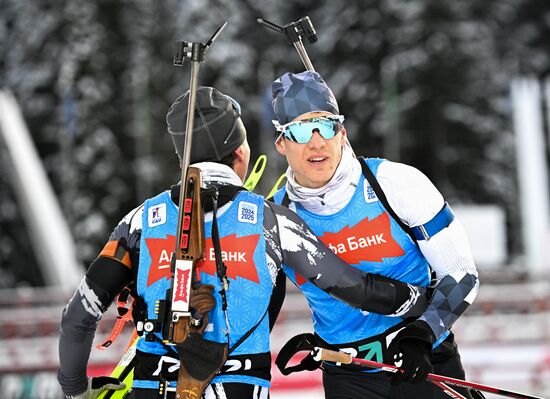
left=1, top=0, right=549, bottom=284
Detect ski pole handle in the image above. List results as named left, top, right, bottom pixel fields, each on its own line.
left=313, top=348, right=351, bottom=364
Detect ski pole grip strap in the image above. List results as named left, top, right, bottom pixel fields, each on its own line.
left=275, top=333, right=324, bottom=375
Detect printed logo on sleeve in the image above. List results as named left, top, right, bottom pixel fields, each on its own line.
left=238, top=201, right=257, bottom=224
left=148, top=203, right=167, bottom=227
left=364, top=184, right=378, bottom=204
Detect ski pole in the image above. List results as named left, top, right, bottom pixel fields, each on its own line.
left=314, top=347, right=467, bottom=399
left=313, top=348, right=546, bottom=399
left=257, top=16, right=317, bottom=72
left=431, top=380, right=469, bottom=399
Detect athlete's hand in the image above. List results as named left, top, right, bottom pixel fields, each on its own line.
left=190, top=284, right=216, bottom=315
left=387, top=320, right=435, bottom=385
left=190, top=284, right=216, bottom=334
left=65, top=377, right=125, bottom=399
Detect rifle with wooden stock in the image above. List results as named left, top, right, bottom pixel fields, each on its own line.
left=161, top=22, right=229, bottom=399
left=97, top=23, right=228, bottom=399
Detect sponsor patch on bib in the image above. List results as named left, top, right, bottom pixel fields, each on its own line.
left=238, top=201, right=257, bottom=224
left=364, top=183, right=378, bottom=204
left=148, top=203, right=167, bottom=227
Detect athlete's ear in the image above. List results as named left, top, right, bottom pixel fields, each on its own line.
left=339, top=127, right=347, bottom=147
left=275, top=136, right=286, bottom=156
left=234, top=146, right=245, bottom=161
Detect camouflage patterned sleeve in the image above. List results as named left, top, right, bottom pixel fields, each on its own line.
left=108, top=204, right=144, bottom=267
left=419, top=272, right=479, bottom=342
left=57, top=205, right=143, bottom=397
left=263, top=202, right=428, bottom=317
left=416, top=220, right=479, bottom=341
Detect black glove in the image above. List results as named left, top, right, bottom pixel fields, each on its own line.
left=387, top=320, right=435, bottom=385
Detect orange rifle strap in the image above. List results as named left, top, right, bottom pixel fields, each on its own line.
left=96, top=288, right=134, bottom=350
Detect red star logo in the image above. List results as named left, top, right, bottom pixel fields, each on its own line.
left=295, top=213, right=404, bottom=286
left=196, top=234, right=260, bottom=283
left=144, top=234, right=261, bottom=286
left=145, top=235, right=176, bottom=287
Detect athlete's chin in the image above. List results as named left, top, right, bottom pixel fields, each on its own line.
left=300, top=169, right=334, bottom=188
left=311, top=163, right=336, bottom=175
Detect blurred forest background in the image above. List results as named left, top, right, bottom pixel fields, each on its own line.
left=1, top=0, right=549, bottom=287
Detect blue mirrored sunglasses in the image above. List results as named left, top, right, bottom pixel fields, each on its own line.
left=274, top=116, right=345, bottom=144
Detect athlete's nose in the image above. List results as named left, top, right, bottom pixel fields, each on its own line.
left=307, top=131, right=326, bottom=149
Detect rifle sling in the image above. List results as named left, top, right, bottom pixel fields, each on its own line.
left=357, top=156, right=417, bottom=245
left=202, top=187, right=230, bottom=312
left=201, top=186, right=268, bottom=355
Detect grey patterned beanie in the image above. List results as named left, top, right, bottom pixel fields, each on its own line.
left=272, top=71, right=339, bottom=125
left=166, top=86, right=246, bottom=163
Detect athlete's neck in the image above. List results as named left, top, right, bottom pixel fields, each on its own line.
left=285, top=144, right=361, bottom=215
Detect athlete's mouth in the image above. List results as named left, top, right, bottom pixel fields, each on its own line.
left=308, top=156, right=328, bottom=164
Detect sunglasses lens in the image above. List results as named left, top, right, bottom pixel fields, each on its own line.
left=284, top=119, right=340, bottom=144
